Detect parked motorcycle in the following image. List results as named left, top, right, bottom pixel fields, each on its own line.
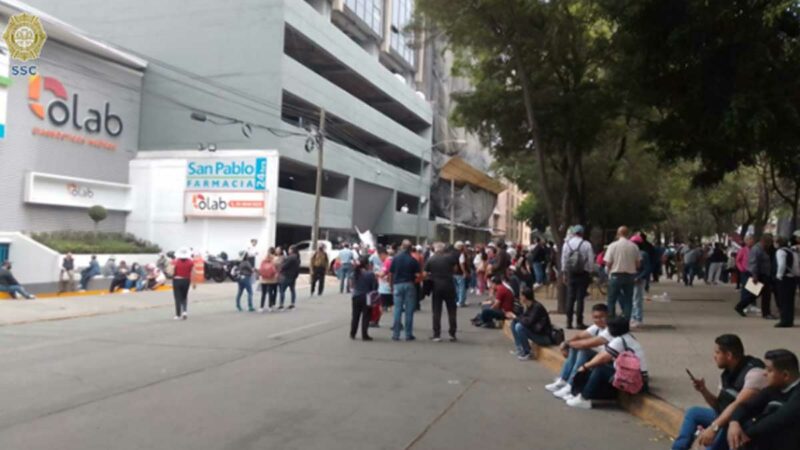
left=205, top=253, right=230, bottom=283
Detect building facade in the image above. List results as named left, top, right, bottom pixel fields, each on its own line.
left=0, top=2, right=145, bottom=235
left=493, top=183, right=532, bottom=246
left=26, top=0, right=434, bottom=251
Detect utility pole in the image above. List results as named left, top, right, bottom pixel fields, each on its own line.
left=415, top=151, right=425, bottom=245
left=449, top=178, right=455, bottom=244
left=311, top=109, right=325, bottom=253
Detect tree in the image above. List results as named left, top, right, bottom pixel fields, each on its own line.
left=604, top=0, right=800, bottom=186
left=417, top=0, right=624, bottom=247
left=88, top=205, right=108, bottom=234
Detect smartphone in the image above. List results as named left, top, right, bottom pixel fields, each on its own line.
left=686, top=368, right=697, bottom=381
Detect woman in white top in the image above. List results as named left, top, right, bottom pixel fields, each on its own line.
left=564, top=317, right=648, bottom=409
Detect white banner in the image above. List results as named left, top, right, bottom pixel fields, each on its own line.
left=183, top=191, right=266, bottom=218
left=24, top=172, right=133, bottom=211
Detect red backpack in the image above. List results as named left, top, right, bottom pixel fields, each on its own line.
left=612, top=337, right=644, bottom=394
left=259, top=260, right=277, bottom=279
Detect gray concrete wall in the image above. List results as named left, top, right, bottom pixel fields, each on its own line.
left=0, top=40, right=142, bottom=233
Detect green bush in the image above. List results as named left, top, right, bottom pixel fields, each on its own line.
left=31, top=231, right=161, bottom=254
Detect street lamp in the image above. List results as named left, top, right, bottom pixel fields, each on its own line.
left=416, top=138, right=467, bottom=245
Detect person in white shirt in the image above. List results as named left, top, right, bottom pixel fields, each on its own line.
left=566, top=317, right=648, bottom=409
left=603, top=226, right=641, bottom=319
left=774, top=236, right=798, bottom=328
left=560, top=225, right=595, bottom=329
left=547, top=304, right=612, bottom=398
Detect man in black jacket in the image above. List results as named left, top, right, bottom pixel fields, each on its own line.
left=424, top=242, right=458, bottom=342
left=728, top=349, right=800, bottom=450
left=508, top=286, right=553, bottom=360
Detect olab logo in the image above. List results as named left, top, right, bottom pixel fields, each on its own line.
left=192, top=194, right=227, bottom=211
left=28, top=74, right=123, bottom=137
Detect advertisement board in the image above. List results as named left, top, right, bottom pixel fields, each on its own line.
left=24, top=171, right=133, bottom=211
left=183, top=191, right=266, bottom=218
left=185, top=157, right=267, bottom=191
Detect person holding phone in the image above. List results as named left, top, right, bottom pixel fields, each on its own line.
left=672, top=334, right=767, bottom=450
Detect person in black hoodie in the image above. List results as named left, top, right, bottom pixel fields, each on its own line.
left=508, top=286, right=553, bottom=360
left=278, top=245, right=300, bottom=310
left=728, top=349, right=800, bottom=450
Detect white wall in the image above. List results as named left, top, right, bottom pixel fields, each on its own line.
left=0, top=232, right=60, bottom=284
left=126, top=150, right=279, bottom=259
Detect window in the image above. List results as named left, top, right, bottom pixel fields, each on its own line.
left=345, top=0, right=384, bottom=36
left=390, top=0, right=415, bottom=67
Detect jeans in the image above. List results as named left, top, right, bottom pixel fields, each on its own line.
left=566, top=272, right=591, bottom=327
left=454, top=275, right=467, bottom=306
left=311, top=267, right=326, bottom=296
left=672, top=406, right=728, bottom=450
left=708, top=262, right=723, bottom=284
left=431, top=283, right=457, bottom=338
left=633, top=279, right=646, bottom=322
left=79, top=273, right=95, bottom=290
left=392, top=282, right=416, bottom=339
left=607, top=273, right=635, bottom=319
left=480, top=307, right=506, bottom=325
left=559, top=348, right=597, bottom=384
left=683, top=264, right=697, bottom=286
left=172, top=278, right=190, bottom=316
left=0, top=284, right=33, bottom=299
left=339, top=264, right=353, bottom=293
left=575, top=363, right=617, bottom=400
left=260, top=283, right=277, bottom=308
left=776, top=276, right=797, bottom=326
left=511, top=321, right=551, bottom=356
left=236, top=278, right=253, bottom=310
left=279, top=278, right=296, bottom=306
left=533, top=262, right=546, bottom=285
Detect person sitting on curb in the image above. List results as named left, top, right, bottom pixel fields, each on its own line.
left=79, top=255, right=100, bottom=291
left=547, top=304, right=612, bottom=398
left=473, top=274, right=515, bottom=329
left=109, top=263, right=130, bottom=293
left=142, top=264, right=166, bottom=291
left=727, top=349, right=800, bottom=450
left=672, top=334, right=767, bottom=450
left=565, top=316, right=649, bottom=409
left=508, top=286, right=554, bottom=360
left=0, top=262, right=36, bottom=299
left=124, top=263, right=146, bottom=292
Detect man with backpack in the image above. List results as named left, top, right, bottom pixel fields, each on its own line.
left=561, top=225, right=595, bottom=329
left=774, top=236, right=799, bottom=328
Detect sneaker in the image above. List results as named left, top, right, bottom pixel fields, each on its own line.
left=362, top=336, right=373, bottom=341
left=391, top=336, right=400, bottom=341
left=173, top=316, right=181, bottom=321
left=121, top=289, right=130, bottom=294
left=278, top=305, right=285, bottom=310
left=517, top=353, right=531, bottom=361
left=554, top=384, right=573, bottom=399
left=28, top=295, right=37, bottom=299
left=734, top=307, right=746, bottom=317
left=533, top=283, right=543, bottom=290
left=248, top=308, right=256, bottom=312
left=259, top=308, right=266, bottom=313
left=288, top=304, right=295, bottom=310
left=406, top=336, right=416, bottom=341
left=566, top=394, right=592, bottom=409
left=545, top=379, right=567, bottom=392
left=430, top=337, right=442, bottom=342
left=630, top=320, right=641, bottom=329
left=267, top=307, right=274, bottom=312
left=449, top=335, right=458, bottom=342
left=181, top=313, right=188, bottom=320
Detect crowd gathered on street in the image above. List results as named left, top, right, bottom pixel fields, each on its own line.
left=2, top=224, right=798, bottom=450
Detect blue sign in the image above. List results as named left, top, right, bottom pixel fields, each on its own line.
left=186, top=157, right=267, bottom=191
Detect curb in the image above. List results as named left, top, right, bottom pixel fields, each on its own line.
left=501, top=321, right=682, bottom=437
left=0, top=285, right=173, bottom=300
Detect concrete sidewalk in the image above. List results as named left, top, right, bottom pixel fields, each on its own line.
left=537, top=278, right=800, bottom=411
left=0, top=275, right=338, bottom=326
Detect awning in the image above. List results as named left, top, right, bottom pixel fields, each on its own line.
left=439, top=156, right=505, bottom=194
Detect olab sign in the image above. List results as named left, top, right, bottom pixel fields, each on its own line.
left=184, top=192, right=266, bottom=218
left=28, top=74, right=123, bottom=150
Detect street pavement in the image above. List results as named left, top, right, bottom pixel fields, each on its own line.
left=0, top=282, right=668, bottom=450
